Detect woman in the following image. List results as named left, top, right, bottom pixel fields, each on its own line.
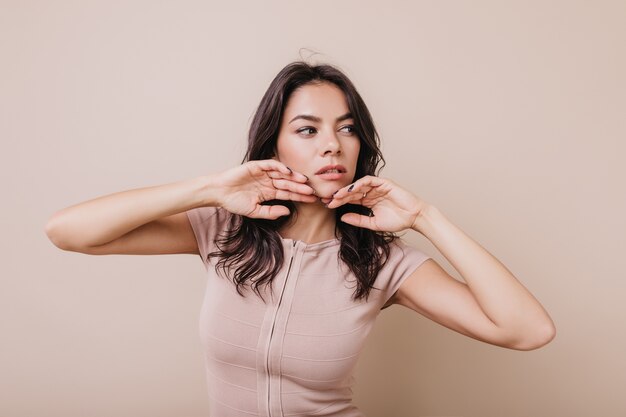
left=46, top=61, right=556, bottom=416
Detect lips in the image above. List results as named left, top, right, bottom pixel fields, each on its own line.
left=315, top=164, right=347, bottom=175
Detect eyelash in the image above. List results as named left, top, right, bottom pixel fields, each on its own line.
left=296, top=125, right=356, bottom=136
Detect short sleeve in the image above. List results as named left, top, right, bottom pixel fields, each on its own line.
left=185, top=206, right=227, bottom=272
left=379, top=239, right=432, bottom=309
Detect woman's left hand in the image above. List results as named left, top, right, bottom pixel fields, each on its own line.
left=325, top=175, right=429, bottom=233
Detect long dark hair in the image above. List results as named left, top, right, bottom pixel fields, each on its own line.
left=207, top=60, right=401, bottom=304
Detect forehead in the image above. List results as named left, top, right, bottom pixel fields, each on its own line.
left=284, top=82, right=349, bottom=117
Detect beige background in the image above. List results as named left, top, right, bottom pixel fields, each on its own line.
left=2, top=1, right=624, bottom=416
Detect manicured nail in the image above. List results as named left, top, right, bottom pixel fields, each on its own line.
left=348, top=184, right=354, bottom=192
left=286, top=166, right=293, bottom=174
left=303, top=174, right=309, bottom=180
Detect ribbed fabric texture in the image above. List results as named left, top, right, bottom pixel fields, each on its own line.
left=186, top=206, right=431, bottom=416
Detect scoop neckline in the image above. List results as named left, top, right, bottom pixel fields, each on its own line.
left=215, top=208, right=341, bottom=250
left=278, top=235, right=341, bottom=250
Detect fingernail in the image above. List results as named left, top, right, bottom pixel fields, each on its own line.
left=303, top=174, right=309, bottom=180
left=286, top=166, right=293, bottom=174
left=348, top=184, right=354, bottom=192
left=332, top=190, right=338, bottom=196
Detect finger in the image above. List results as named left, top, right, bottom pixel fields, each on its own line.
left=254, top=159, right=292, bottom=176
left=251, top=204, right=291, bottom=219
left=271, top=178, right=316, bottom=196
left=266, top=169, right=310, bottom=183
left=259, top=159, right=309, bottom=182
left=326, top=184, right=375, bottom=209
left=339, top=212, right=377, bottom=229
left=332, top=175, right=385, bottom=199
left=274, top=188, right=319, bottom=203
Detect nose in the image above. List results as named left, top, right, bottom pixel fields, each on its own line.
left=320, top=133, right=342, bottom=156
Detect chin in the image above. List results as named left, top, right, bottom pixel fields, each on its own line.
left=315, top=185, right=346, bottom=197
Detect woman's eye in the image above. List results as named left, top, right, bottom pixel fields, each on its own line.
left=297, top=127, right=316, bottom=135
left=342, top=125, right=356, bottom=134
left=297, top=125, right=356, bottom=136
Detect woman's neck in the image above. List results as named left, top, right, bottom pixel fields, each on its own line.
left=277, top=202, right=338, bottom=244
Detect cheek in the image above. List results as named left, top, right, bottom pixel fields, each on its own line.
left=277, top=141, right=311, bottom=163
left=349, top=140, right=361, bottom=157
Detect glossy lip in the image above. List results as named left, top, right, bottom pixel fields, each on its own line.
left=315, top=164, right=347, bottom=175
left=316, top=172, right=345, bottom=180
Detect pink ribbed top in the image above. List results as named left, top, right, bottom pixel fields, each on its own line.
left=186, top=206, right=431, bottom=416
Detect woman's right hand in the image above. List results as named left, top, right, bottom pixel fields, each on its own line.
left=211, top=160, right=318, bottom=219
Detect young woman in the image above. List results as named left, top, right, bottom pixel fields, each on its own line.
left=46, top=61, right=556, bottom=416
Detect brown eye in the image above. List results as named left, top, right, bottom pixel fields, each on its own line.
left=297, top=127, right=316, bottom=136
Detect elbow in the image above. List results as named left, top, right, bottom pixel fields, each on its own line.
left=45, top=216, right=72, bottom=251
left=510, top=320, right=557, bottom=351
left=45, top=218, right=59, bottom=246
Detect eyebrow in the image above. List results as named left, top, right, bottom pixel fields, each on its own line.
left=288, top=112, right=353, bottom=125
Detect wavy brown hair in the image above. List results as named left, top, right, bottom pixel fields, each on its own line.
left=207, top=60, right=402, bottom=305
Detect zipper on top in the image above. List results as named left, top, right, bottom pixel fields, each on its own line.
left=266, top=239, right=298, bottom=416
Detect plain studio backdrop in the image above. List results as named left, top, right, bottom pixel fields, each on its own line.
left=1, top=1, right=624, bottom=416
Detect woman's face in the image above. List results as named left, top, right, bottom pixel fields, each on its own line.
left=274, top=82, right=361, bottom=200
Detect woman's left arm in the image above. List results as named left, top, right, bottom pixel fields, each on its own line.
left=327, top=175, right=556, bottom=350
left=411, top=203, right=556, bottom=348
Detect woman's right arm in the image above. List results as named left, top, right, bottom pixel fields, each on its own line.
left=44, top=174, right=222, bottom=253
left=45, top=159, right=316, bottom=255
